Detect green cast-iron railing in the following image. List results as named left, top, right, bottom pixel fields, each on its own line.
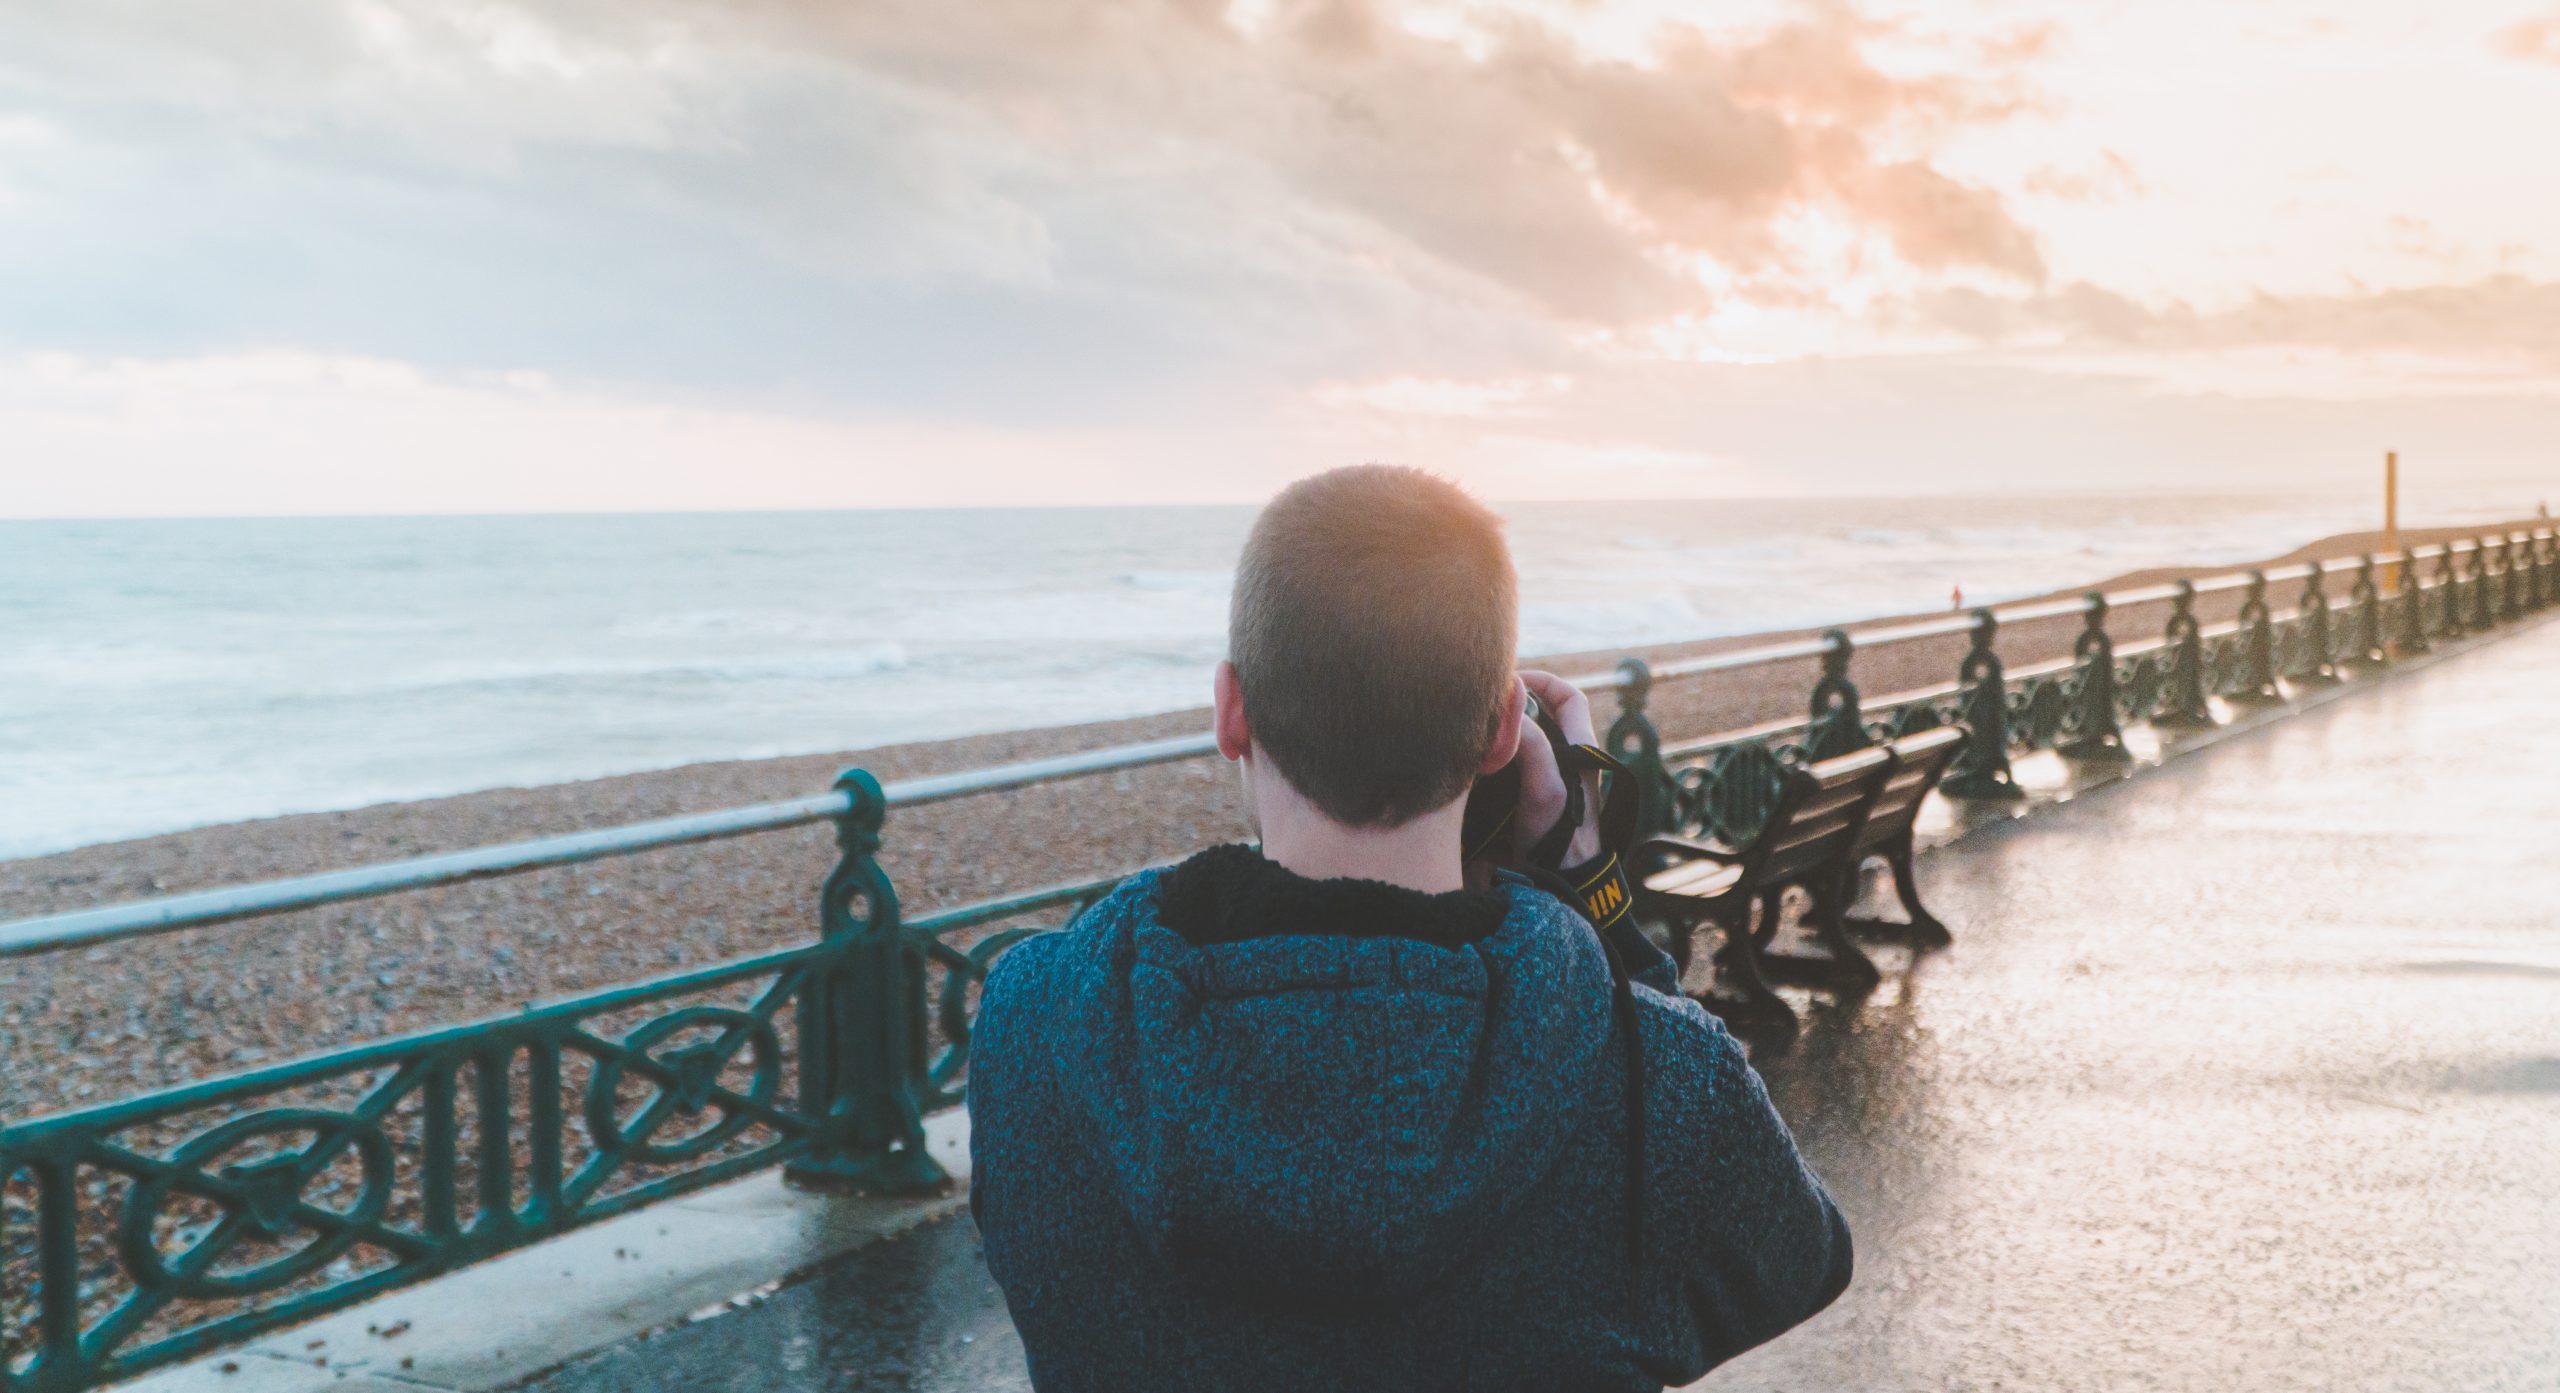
left=0, top=527, right=2553, bottom=1391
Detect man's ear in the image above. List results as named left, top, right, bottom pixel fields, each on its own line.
left=1477, top=676, right=1525, bottom=775
left=1212, top=660, right=1252, bottom=762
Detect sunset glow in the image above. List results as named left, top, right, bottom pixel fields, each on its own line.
left=4, top=0, right=2558, bottom=514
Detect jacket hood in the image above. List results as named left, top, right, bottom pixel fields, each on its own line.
left=1036, top=866, right=1618, bottom=1313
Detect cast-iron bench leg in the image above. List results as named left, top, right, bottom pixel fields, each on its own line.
left=1706, top=897, right=1798, bottom=1031
left=1763, top=877, right=1884, bottom=988
left=1842, top=840, right=1954, bottom=949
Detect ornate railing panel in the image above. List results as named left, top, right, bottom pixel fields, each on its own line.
left=3, top=525, right=2553, bottom=1390
left=0, top=947, right=825, bottom=1391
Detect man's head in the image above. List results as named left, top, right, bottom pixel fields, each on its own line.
left=1216, top=465, right=1520, bottom=828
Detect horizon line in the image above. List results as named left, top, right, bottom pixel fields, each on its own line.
left=5, top=483, right=2550, bottom=527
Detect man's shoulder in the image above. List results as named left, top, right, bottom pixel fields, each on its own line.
left=979, top=870, right=1161, bottom=1009
left=1600, top=968, right=1779, bottom=1173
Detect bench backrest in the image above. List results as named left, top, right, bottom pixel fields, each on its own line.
left=1748, top=744, right=1894, bottom=891
left=1852, top=725, right=1966, bottom=855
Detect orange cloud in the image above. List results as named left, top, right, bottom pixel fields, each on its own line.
left=1912, top=275, right=2560, bottom=372
left=733, top=0, right=2052, bottom=322
left=1843, top=161, right=2046, bottom=279
left=2492, top=10, right=2560, bottom=63
left=2024, top=150, right=2144, bottom=203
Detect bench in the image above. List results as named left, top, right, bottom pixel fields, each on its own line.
left=1637, top=743, right=1894, bottom=1026
left=1634, top=725, right=1964, bottom=1027
left=1834, top=724, right=1965, bottom=950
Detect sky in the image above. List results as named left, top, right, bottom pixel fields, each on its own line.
left=3, top=0, right=2559, bottom=516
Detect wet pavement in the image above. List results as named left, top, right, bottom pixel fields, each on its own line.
left=519, top=618, right=2560, bottom=1392
left=521, top=1209, right=1024, bottom=1393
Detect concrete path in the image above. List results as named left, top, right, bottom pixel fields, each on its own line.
left=514, top=616, right=2560, bottom=1392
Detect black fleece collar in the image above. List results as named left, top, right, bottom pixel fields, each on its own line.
left=1154, top=843, right=1509, bottom=950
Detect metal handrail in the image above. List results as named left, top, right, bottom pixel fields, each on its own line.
left=1651, top=606, right=2269, bottom=765
left=0, top=734, right=1219, bottom=957
left=0, top=535, right=2529, bottom=959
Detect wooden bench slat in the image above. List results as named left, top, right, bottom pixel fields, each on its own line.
left=1642, top=859, right=1744, bottom=899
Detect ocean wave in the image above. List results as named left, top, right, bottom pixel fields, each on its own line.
left=1519, top=590, right=1709, bottom=651
left=1842, top=527, right=1930, bottom=548
left=6, top=639, right=265, bottom=689
left=403, top=645, right=914, bottom=692
left=1662, top=540, right=1802, bottom=567
left=612, top=608, right=877, bottom=642
left=1114, top=569, right=1233, bottom=595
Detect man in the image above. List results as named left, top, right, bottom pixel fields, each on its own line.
left=970, top=466, right=1851, bottom=1391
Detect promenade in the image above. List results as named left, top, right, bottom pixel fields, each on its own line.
left=510, top=609, right=2560, bottom=1391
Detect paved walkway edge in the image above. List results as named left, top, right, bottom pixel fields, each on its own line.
left=115, top=610, right=2556, bottom=1393
left=122, top=1114, right=973, bottom=1392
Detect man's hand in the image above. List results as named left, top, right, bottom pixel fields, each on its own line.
left=1511, top=670, right=1603, bottom=868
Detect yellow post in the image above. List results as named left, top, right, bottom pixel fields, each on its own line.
left=2383, top=451, right=2400, bottom=588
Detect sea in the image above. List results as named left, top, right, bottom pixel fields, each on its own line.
left=1, top=490, right=2537, bottom=860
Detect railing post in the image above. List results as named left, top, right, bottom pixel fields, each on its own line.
left=2507, top=533, right=2532, bottom=616
left=2228, top=569, right=2284, bottom=704
left=2344, top=554, right=2386, bottom=668
left=32, top=1155, right=82, bottom=1381
left=2434, top=546, right=2466, bottom=639
left=2485, top=537, right=2509, bottom=623
left=2058, top=592, right=2131, bottom=762
left=2466, top=538, right=2495, bottom=630
left=786, top=769, right=951, bottom=1196
left=2289, top=562, right=2341, bottom=685
left=2539, top=530, right=2558, bottom=610
left=2480, top=537, right=2499, bottom=622
left=2154, top=580, right=2216, bottom=728
left=1603, top=656, right=1675, bottom=842
left=1802, top=628, right=1872, bottom=760
left=1943, top=607, right=2023, bottom=799
left=2391, top=549, right=2430, bottom=657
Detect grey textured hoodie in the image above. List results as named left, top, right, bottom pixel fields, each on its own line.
left=968, top=847, right=1851, bottom=1392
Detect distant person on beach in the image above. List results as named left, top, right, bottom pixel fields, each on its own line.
left=969, top=465, right=1851, bottom=1391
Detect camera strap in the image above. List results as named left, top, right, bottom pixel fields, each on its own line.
left=1459, top=705, right=1640, bottom=933
left=1529, top=741, right=1639, bottom=933
left=1560, top=844, right=1635, bottom=935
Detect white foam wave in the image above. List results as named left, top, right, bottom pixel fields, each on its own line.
left=1115, top=569, right=1233, bottom=595
left=405, top=645, right=913, bottom=691
left=612, top=608, right=875, bottom=642
left=1519, top=590, right=1710, bottom=651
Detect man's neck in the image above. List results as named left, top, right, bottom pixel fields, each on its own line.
left=1250, top=767, right=1468, bottom=895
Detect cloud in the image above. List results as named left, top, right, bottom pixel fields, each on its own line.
left=1840, top=161, right=2045, bottom=278
left=0, top=348, right=1322, bottom=515
left=2491, top=9, right=2560, bottom=63
left=12, top=326, right=2556, bottom=519
left=2024, top=149, right=2142, bottom=203
left=0, top=0, right=2051, bottom=411
left=41, top=2, right=2558, bottom=513
left=1911, top=275, right=2560, bottom=374
left=786, top=0, right=2057, bottom=313
left=1310, top=372, right=1573, bottom=417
